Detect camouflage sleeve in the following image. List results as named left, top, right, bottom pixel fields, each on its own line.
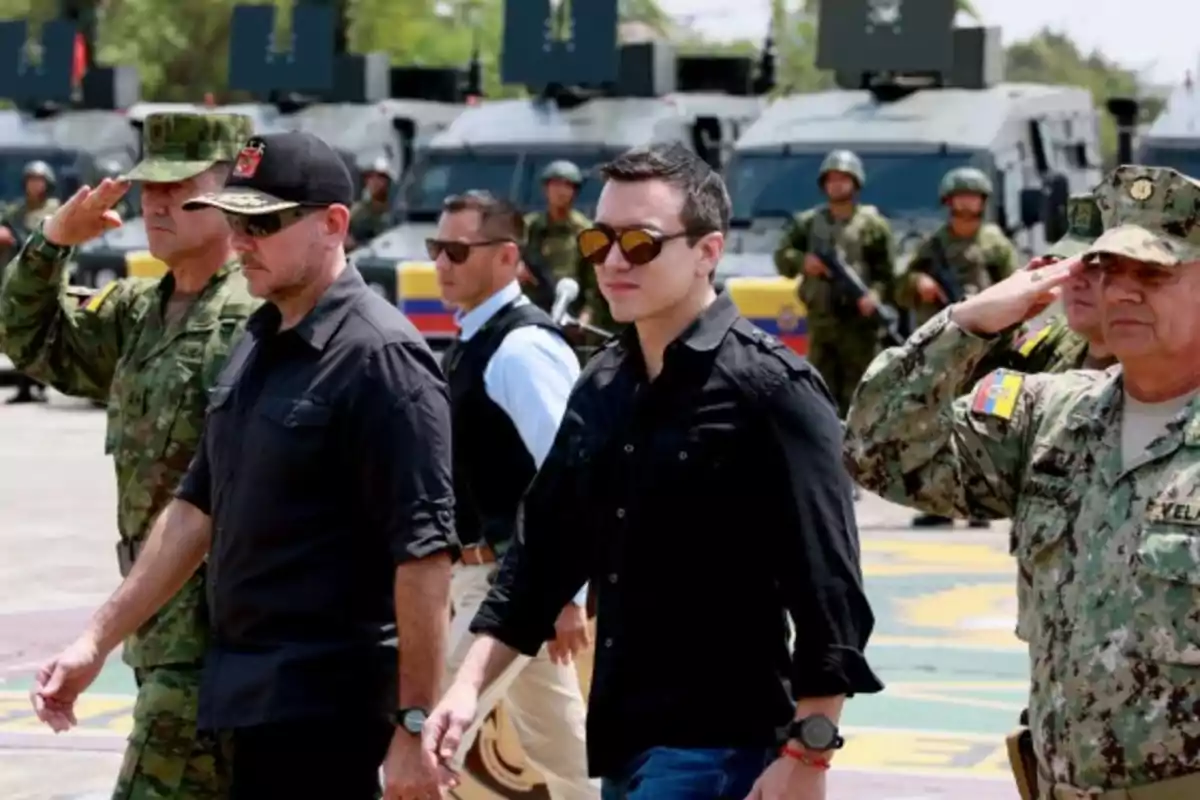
left=0, top=228, right=139, bottom=400
left=774, top=211, right=811, bottom=279
left=893, top=236, right=933, bottom=311
left=844, top=308, right=1049, bottom=520
left=864, top=215, right=897, bottom=305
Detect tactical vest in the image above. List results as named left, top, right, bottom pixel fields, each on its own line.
left=444, top=299, right=573, bottom=551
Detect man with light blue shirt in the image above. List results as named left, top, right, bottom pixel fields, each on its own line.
left=431, top=190, right=598, bottom=800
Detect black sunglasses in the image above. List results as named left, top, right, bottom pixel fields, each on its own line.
left=577, top=224, right=696, bottom=266
left=425, top=238, right=513, bottom=264
left=224, top=206, right=322, bottom=238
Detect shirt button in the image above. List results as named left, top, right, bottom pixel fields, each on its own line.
left=608, top=573, right=618, bottom=584
left=604, top=638, right=614, bottom=648
left=615, top=508, right=626, bottom=519
left=678, top=450, right=688, bottom=461
left=623, top=443, right=634, bottom=454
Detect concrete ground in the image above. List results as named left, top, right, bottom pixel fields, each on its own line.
left=0, top=390, right=1022, bottom=799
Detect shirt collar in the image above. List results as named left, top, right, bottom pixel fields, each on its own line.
left=456, top=281, right=525, bottom=341
left=618, top=291, right=740, bottom=355
left=248, top=264, right=364, bottom=349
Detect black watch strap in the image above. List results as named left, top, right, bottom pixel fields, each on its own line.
left=393, top=707, right=428, bottom=735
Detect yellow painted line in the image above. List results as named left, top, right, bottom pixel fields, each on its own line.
left=0, top=693, right=132, bottom=736
left=837, top=727, right=1011, bottom=777
left=881, top=689, right=1026, bottom=713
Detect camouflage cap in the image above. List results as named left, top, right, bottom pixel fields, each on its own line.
left=1084, top=165, right=1200, bottom=266
left=124, top=113, right=255, bottom=183
left=1046, top=193, right=1104, bottom=258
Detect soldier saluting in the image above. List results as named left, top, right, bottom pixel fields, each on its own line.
left=773, top=149, right=896, bottom=418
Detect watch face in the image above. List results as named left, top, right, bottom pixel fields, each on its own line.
left=800, top=715, right=837, bottom=749
left=401, top=709, right=427, bottom=734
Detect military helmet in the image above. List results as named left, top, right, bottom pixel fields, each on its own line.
left=23, top=160, right=54, bottom=184
left=363, top=156, right=397, bottom=181
left=939, top=167, right=993, bottom=201
left=541, top=160, right=583, bottom=186
left=818, top=149, right=865, bottom=188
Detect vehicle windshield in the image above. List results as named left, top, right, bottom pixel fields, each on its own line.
left=1140, top=146, right=1200, bottom=181
left=0, top=148, right=84, bottom=209
left=727, top=151, right=981, bottom=222
left=403, top=150, right=618, bottom=218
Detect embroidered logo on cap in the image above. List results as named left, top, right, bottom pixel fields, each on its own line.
left=1129, top=177, right=1154, bottom=201
left=233, top=141, right=265, bottom=178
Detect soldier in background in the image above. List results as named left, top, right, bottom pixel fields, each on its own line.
left=6, top=112, right=259, bottom=799
left=1, top=160, right=61, bottom=403
left=845, top=165, right=1200, bottom=800
left=346, top=157, right=398, bottom=251
left=773, top=148, right=896, bottom=418
left=897, top=166, right=1018, bottom=528
left=524, top=160, right=613, bottom=330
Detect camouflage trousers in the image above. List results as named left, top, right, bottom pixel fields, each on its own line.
left=113, top=664, right=230, bottom=800
left=806, top=327, right=879, bottom=419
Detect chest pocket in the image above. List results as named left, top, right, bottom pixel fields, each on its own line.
left=256, top=396, right=336, bottom=485
left=1129, top=520, right=1200, bottom=666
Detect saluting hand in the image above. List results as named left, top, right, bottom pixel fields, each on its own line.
left=42, top=178, right=130, bottom=247
left=950, top=255, right=1084, bottom=336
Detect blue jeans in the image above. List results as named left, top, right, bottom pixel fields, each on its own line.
left=600, top=746, right=777, bottom=800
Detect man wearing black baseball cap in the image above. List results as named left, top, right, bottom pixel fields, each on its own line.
left=53, top=131, right=457, bottom=800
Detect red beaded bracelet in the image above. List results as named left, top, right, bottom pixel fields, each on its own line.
left=781, top=744, right=831, bottom=770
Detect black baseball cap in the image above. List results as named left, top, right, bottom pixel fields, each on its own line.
left=183, top=131, right=354, bottom=215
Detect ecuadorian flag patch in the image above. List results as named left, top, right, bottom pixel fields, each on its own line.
left=84, top=282, right=118, bottom=313
left=971, top=369, right=1024, bottom=420
left=1015, top=323, right=1052, bottom=357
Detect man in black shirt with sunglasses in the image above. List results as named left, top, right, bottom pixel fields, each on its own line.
left=425, top=142, right=883, bottom=800
left=29, top=131, right=458, bottom=800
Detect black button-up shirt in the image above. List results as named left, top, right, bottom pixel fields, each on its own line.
left=470, top=292, right=883, bottom=777
left=176, top=266, right=455, bottom=730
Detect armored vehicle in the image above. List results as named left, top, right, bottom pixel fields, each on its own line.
left=726, top=0, right=1101, bottom=271
left=353, top=0, right=770, bottom=348
left=1135, top=78, right=1200, bottom=177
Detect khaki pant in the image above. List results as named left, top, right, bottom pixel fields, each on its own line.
left=447, top=563, right=599, bottom=800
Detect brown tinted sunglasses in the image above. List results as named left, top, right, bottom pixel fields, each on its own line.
left=577, top=224, right=692, bottom=266
left=224, top=207, right=319, bottom=238
left=425, top=238, right=513, bottom=264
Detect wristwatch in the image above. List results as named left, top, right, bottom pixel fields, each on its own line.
left=393, top=707, right=428, bottom=735
left=787, top=715, right=845, bottom=751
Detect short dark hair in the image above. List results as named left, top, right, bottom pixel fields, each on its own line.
left=598, top=142, right=731, bottom=239
left=442, top=190, right=525, bottom=241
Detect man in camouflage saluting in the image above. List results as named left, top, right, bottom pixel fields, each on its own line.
left=347, top=156, right=398, bottom=251
left=4, top=112, right=260, bottom=799
left=845, top=164, right=1200, bottom=800
left=773, top=148, right=896, bottom=417
left=524, top=160, right=614, bottom=330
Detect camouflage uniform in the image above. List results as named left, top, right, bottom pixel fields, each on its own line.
left=897, top=167, right=1019, bottom=329
left=0, top=113, right=259, bottom=799
left=844, top=166, right=1200, bottom=797
left=972, top=193, right=1113, bottom=380
left=524, top=208, right=612, bottom=328
left=348, top=157, right=397, bottom=248
left=774, top=150, right=896, bottom=417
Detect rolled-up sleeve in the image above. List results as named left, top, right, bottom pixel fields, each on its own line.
left=765, top=368, right=884, bottom=698
left=361, top=341, right=457, bottom=563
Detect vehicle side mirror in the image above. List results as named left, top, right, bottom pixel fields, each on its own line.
left=1019, top=188, right=1043, bottom=228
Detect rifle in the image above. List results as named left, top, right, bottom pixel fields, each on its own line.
left=926, top=236, right=965, bottom=306
left=518, top=243, right=557, bottom=313
left=812, top=245, right=905, bottom=347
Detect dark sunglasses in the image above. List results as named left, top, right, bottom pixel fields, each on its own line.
left=425, top=238, right=512, bottom=264
left=224, top=206, right=321, bottom=238
left=576, top=224, right=694, bottom=266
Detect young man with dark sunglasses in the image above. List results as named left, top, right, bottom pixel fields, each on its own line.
left=425, top=142, right=883, bottom=800
left=27, top=131, right=458, bottom=800
left=428, top=189, right=598, bottom=800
